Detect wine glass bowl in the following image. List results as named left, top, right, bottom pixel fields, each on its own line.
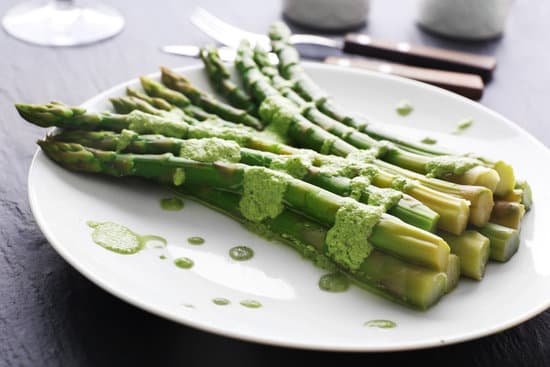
left=2, top=0, right=124, bottom=47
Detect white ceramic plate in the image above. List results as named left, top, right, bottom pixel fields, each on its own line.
left=28, top=63, right=550, bottom=351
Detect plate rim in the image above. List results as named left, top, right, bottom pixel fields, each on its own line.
left=27, top=62, right=550, bottom=352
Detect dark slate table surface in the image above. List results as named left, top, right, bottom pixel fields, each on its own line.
left=1, top=0, right=549, bottom=366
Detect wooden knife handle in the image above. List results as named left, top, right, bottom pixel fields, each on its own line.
left=342, top=34, right=496, bottom=81
left=325, top=56, right=484, bottom=100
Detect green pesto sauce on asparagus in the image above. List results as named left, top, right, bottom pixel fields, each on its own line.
left=318, top=273, right=350, bottom=292
left=87, top=221, right=167, bottom=254
left=269, top=155, right=312, bottom=179
left=116, top=129, right=138, bottom=151
left=240, top=299, right=262, bottom=308
left=421, top=137, right=437, bottom=145
left=160, top=197, right=184, bottom=211
left=179, top=138, right=241, bottom=163
left=187, top=236, right=205, bottom=245
left=325, top=200, right=382, bottom=272
left=259, top=95, right=298, bottom=137
left=212, top=298, right=231, bottom=306
left=174, top=257, right=194, bottom=269
left=364, top=319, right=397, bottom=329
left=396, top=100, right=413, bottom=116
left=239, top=167, right=289, bottom=222
left=453, top=118, right=474, bottom=134
left=229, top=246, right=254, bottom=261
left=127, top=110, right=188, bottom=138
left=425, top=155, right=480, bottom=178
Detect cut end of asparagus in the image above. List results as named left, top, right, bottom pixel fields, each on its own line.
left=440, top=230, right=490, bottom=281
left=451, top=165, right=500, bottom=193
left=468, top=187, right=494, bottom=227
left=16, top=102, right=85, bottom=128
left=479, top=222, right=520, bottom=262
left=492, top=160, right=516, bottom=196
left=515, top=179, right=533, bottom=211
left=490, top=201, right=526, bottom=229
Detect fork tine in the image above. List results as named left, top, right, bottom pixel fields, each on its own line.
left=191, top=8, right=270, bottom=49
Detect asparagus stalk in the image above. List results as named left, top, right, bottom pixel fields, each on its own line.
left=156, top=68, right=264, bottom=130
left=49, top=129, right=440, bottom=232
left=267, top=23, right=502, bottom=192
left=439, top=231, right=490, bottom=280
left=199, top=46, right=257, bottom=113
left=177, top=185, right=448, bottom=309
left=37, top=140, right=450, bottom=272
left=490, top=201, right=526, bottom=229
left=478, top=223, right=520, bottom=262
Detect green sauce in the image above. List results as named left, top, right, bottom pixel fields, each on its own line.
left=364, top=319, right=397, bottom=329
left=87, top=221, right=166, bottom=254
left=160, top=197, right=184, bottom=211
left=240, top=299, right=262, bottom=308
left=229, top=246, right=254, bottom=261
left=174, top=257, right=194, bottom=269
left=421, top=137, right=437, bottom=145
left=318, top=273, right=350, bottom=292
left=396, top=100, right=413, bottom=116
left=239, top=167, right=288, bottom=222
left=453, top=118, right=473, bottom=134
left=325, top=200, right=381, bottom=271
left=159, top=254, right=167, bottom=260
left=187, top=236, right=205, bottom=245
left=212, top=298, right=231, bottom=306
left=179, top=137, right=241, bottom=163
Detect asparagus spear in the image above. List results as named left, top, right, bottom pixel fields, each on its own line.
left=439, top=231, right=490, bottom=280
left=267, top=23, right=502, bottom=192
left=49, top=129, right=439, bottom=232
left=16, top=102, right=470, bottom=234
left=155, top=68, right=264, bottom=130
left=199, top=46, right=257, bottom=113
left=37, top=140, right=450, bottom=272
left=177, top=185, right=448, bottom=309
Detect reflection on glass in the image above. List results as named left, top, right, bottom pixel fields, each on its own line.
left=2, top=0, right=124, bottom=46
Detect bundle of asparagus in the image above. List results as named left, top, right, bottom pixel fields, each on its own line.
left=15, top=22, right=530, bottom=310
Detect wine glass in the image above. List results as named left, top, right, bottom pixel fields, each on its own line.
left=2, top=0, right=124, bottom=46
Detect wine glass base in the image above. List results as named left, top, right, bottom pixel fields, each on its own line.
left=2, top=1, right=125, bottom=47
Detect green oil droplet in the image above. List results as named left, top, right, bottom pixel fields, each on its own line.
left=396, top=100, right=413, bottom=116
left=240, top=299, right=262, bottom=308
left=212, top=298, right=230, bottom=306
left=229, top=246, right=254, bottom=261
left=160, top=197, right=184, bottom=211
left=174, top=257, right=194, bottom=269
left=187, top=236, right=205, bottom=245
left=421, top=137, right=437, bottom=145
left=364, top=319, right=397, bottom=329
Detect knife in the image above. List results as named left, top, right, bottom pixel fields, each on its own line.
left=161, top=45, right=484, bottom=100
